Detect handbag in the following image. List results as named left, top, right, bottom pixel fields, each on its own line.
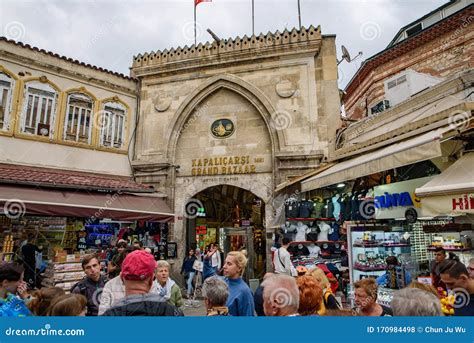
left=192, top=260, right=203, bottom=272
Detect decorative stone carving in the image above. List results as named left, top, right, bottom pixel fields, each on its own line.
left=154, top=96, right=172, bottom=112
left=275, top=79, right=296, bottom=98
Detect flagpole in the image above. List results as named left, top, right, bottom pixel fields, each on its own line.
left=252, top=0, right=255, bottom=35
left=297, top=0, right=302, bottom=29
left=194, top=2, right=197, bottom=45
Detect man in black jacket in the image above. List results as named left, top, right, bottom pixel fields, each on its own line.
left=102, top=250, right=182, bottom=316
left=71, top=254, right=106, bottom=316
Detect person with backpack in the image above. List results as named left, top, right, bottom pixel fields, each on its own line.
left=272, top=238, right=297, bottom=276
left=307, top=267, right=341, bottom=315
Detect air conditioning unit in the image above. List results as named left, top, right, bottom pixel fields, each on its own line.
left=370, top=100, right=390, bottom=115
left=384, top=69, right=443, bottom=107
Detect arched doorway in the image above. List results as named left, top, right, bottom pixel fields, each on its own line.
left=185, top=185, right=266, bottom=279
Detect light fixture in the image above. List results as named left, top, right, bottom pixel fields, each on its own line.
left=337, top=183, right=345, bottom=188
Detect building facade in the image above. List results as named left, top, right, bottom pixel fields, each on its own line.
left=131, top=26, right=341, bottom=271
left=0, top=37, right=138, bottom=177
left=344, top=0, right=473, bottom=120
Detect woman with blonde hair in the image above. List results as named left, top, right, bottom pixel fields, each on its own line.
left=307, top=267, right=341, bottom=314
left=222, top=251, right=255, bottom=316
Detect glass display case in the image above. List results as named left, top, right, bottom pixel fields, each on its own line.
left=425, top=229, right=474, bottom=266
left=347, top=224, right=416, bottom=285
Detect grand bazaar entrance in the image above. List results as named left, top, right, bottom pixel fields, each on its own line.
left=186, top=185, right=266, bottom=279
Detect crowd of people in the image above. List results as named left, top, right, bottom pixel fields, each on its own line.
left=0, top=239, right=473, bottom=317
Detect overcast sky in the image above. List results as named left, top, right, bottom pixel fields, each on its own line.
left=1, top=0, right=447, bottom=88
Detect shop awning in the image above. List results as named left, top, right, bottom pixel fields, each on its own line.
left=415, top=153, right=474, bottom=217
left=301, top=126, right=452, bottom=192
left=0, top=185, right=174, bottom=222
left=274, top=162, right=336, bottom=193
left=416, top=153, right=474, bottom=197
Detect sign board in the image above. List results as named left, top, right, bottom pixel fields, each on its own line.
left=420, top=193, right=474, bottom=217
left=196, top=225, right=207, bottom=235
left=374, top=176, right=432, bottom=220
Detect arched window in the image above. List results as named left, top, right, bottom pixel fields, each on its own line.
left=0, top=72, right=15, bottom=131
left=64, top=93, right=94, bottom=144
left=100, top=101, right=126, bottom=148
left=20, top=81, right=58, bottom=137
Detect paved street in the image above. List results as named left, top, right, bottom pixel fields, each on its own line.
left=182, top=299, right=206, bottom=316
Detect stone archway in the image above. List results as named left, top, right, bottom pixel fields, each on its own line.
left=166, top=73, right=283, bottom=164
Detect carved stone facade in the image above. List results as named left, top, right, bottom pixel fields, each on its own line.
left=131, top=26, right=341, bottom=269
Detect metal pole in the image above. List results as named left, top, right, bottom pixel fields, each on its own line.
left=297, top=0, right=302, bottom=29
left=194, top=4, right=197, bottom=45
left=252, top=0, right=255, bottom=35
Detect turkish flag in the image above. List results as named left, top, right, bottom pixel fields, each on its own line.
left=195, top=0, right=212, bottom=6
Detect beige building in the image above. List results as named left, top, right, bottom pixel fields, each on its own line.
left=0, top=37, right=138, bottom=176
left=131, top=26, right=341, bottom=272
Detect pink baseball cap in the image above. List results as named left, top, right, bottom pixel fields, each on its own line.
left=121, top=250, right=156, bottom=281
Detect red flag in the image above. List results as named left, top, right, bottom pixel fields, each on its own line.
left=195, top=0, right=211, bottom=6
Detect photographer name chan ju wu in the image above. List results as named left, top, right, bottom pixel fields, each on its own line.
left=191, top=156, right=262, bottom=176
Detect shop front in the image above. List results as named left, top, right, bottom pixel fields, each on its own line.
left=290, top=124, right=472, bottom=307
left=415, top=152, right=474, bottom=268
left=0, top=175, right=174, bottom=291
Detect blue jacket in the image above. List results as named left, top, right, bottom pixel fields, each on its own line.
left=202, top=256, right=216, bottom=281
left=0, top=293, right=31, bottom=317
left=224, top=277, right=255, bottom=316
left=181, top=256, right=196, bottom=274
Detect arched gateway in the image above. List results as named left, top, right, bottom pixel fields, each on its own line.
left=131, top=26, right=341, bottom=274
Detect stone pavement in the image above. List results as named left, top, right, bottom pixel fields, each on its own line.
left=182, top=299, right=206, bottom=316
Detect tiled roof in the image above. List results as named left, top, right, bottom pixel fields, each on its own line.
left=0, top=37, right=136, bottom=81
left=0, top=163, right=154, bottom=193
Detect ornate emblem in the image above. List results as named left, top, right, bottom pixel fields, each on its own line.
left=211, top=119, right=234, bottom=139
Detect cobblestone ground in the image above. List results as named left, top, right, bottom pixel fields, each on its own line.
left=182, top=299, right=206, bottom=316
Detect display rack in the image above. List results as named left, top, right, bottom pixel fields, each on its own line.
left=42, top=261, right=84, bottom=292
left=347, top=224, right=413, bottom=284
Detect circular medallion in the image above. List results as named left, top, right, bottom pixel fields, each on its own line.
left=154, top=96, right=172, bottom=112
left=275, top=79, right=297, bottom=98
left=211, top=119, right=235, bottom=139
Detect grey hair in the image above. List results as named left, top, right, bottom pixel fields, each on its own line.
left=391, top=288, right=443, bottom=316
left=156, top=260, right=170, bottom=270
left=261, top=274, right=299, bottom=312
left=202, top=276, right=229, bottom=307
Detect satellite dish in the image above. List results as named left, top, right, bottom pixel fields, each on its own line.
left=337, top=45, right=352, bottom=65
left=337, top=46, right=363, bottom=65
left=342, top=45, right=352, bottom=63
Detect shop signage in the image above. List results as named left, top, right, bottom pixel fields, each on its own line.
left=241, top=220, right=251, bottom=226
left=196, top=225, right=207, bottom=235
left=419, top=193, right=474, bottom=217
left=191, top=155, right=265, bottom=176
left=211, top=119, right=235, bottom=139
left=374, top=176, right=432, bottom=220
left=452, top=194, right=474, bottom=211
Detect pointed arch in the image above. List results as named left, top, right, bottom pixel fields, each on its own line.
left=166, top=74, right=282, bottom=161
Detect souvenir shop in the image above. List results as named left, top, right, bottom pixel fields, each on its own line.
left=0, top=184, right=174, bottom=291
left=290, top=147, right=474, bottom=308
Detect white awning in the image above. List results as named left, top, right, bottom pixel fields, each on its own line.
left=415, top=152, right=474, bottom=197
left=415, top=153, right=474, bottom=217
left=301, top=127, right=452, bottom=192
